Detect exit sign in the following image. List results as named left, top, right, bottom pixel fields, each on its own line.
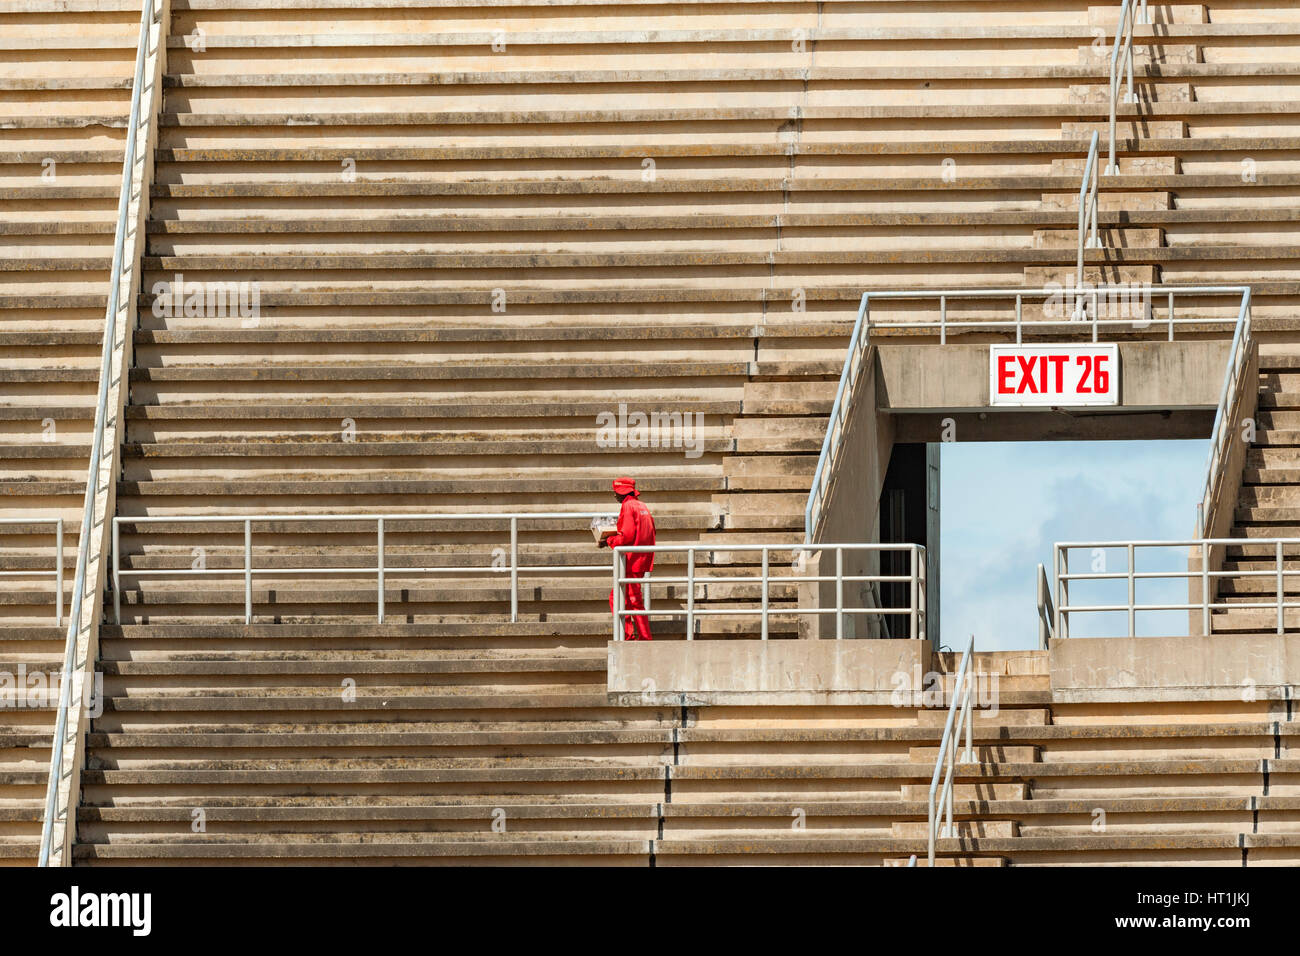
left=989, top=344, right=1119, bottom=407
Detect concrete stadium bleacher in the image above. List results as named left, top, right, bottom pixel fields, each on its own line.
left=5, top=0, right=1300, bottom=865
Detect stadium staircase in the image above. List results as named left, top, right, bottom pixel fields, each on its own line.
left=3, top=0, right=1300, bottom=864
left=0, top=0, right=140, bottom=866
left=1212, top=345, right=1300, bottom=636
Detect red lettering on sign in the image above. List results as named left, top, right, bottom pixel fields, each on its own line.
left=1016, top=355, right=1037, bottom=393
left=998, top=355, right=1014, bottom=394
left=1048, top=354, right=1067, bottom=392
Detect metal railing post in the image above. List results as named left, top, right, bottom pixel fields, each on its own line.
left=686, top=547, right=695, bottom=640
left=1127, top=542, right=1136, bottom=638
left=1057, top=546, right=1067, bottom=640
left=55, top=519, right=63, bottom=627
left=377, top=517, right=385, bottom=624
left=945, top=734, right=954, bottom=837
left=1125, top=3, right=1136, bottom=106
left=244, top=519, right=252, bottom=625
left=917, top=545, right=927, bottom=640
left=1089, top=155, right=1099, bottom=248
left=963, top=676, right=974, bottom=763
left=112, top=519, right=120, bottom=625
left=760, top=548, right=769, bottom=640
left=1277, top=539, right=1285, bottom=636
left=1201, top=541, right=1210, bottom=635
left=927, top=795, right=936, bottom=867
left=835, top=547, right=844, bottom=639
left=909, top=546, right=918, bottom=640
left=612, top=550, right=623, bottom=642
left=509, top=516, right=518, bottom=623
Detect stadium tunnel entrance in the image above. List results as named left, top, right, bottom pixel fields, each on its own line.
left=821, top=338, right=1233, bottom=648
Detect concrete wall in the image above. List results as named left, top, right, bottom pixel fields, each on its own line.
left=877, top=339, right=1227, bottom=414
left=1051, top=634, right=1300, bottom=702
left=807, top=348, right=897, bottom=639
left=607, top=637, right=931, bottom=705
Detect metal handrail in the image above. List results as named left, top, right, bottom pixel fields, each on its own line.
left=1053, top=537, right=1299, bottom=637
left=0, top=518, right=64, bottom=625
left=805, top=285, right=1253, bottom=542
left=39, top=0, right=157, bottom=868
left=612, top=542, right=926, bottom=640
left=928, top=635, right=977, bottom=866
left=112, top=511, right=617, bottom=624
left=1036, top=562, right=1054, bottom=649
left=1197, top=287, right=1253, bottom=537
left=1106, top=0, right=1148, bottom=175
left=1075, top=131, right=1101, bottom=318
left=804, top=293, right=871, bottom=544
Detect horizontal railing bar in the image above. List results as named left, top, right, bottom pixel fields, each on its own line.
left=1057, top=569, right=1293, bottom=581
left=852, top=285, right=1251, bottom=300
left=115, top=512, right=617, bottom=524
left=1060, top=601, right=1285, bottom=613
left=618, top=607, right=915, bottom=617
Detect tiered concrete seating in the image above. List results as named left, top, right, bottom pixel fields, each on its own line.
left=22, top=0, right=1300, bottom=864
left=921, top=694, right=1300, bottom=866
left=78, top=637, right=1298, bottom=866
left=75, top=638, right=1046, bottom=865
left=1214, top=344, right=1300, bottom=632
left=120, top=0, right=1300, bottom=617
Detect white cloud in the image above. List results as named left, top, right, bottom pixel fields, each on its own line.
left=939, top=440, right=1208, bottom=651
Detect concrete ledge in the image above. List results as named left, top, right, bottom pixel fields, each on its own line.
left=1050, top=635, right=1300, bottom=702
left=607, top=638, right=930, bottom=705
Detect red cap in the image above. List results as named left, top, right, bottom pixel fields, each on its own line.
left=612, top=476, right=638, bottom=497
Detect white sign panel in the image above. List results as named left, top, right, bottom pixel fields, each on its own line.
left=989, top=344, right=1119, bottom=407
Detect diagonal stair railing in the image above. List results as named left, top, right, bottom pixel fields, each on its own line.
left=38, top=0, right=158, bottom=867
left=1074, top=131, right=1102, bottom=319
left=1106, top=0, right=1149, bottom=176
left=927, top=635, right=977, bottom=866
left=1197, top=287, right=1254, bottom=538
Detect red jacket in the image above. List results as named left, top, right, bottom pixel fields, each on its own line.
left=607, top=497, right=656, bottom=575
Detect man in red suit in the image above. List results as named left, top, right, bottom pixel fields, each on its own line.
left=599, top=476, right=656, bottom=641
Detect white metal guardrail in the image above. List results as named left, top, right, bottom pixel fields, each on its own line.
left=1197, top=287, right=1253, bottom=537
left=612, top=542, right=925, bottom=640
left=805, top=285, right=1253, bottom=542
left=1075, top=130, right=1101, bottom=316
left=1106, top=0, right=1150, bottom=175
left=928, top=635, right=977, bottom=866
left=111, top=512, right=617, bottom=624
left=0, top=519, right=65, bottom=625
left=39, top=0, right=157, bottom=870
left=1048, top=538, right=1297, bottom=638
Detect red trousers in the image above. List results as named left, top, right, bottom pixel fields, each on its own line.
left=610, top=576, right=652, bottom=641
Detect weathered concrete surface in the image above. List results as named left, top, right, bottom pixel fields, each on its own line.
left=607, top=638, right=929, bottom=705
left=1050, top=635, right=1300, bottom=702
left=876, top=340, right=1229, bottom=415
left=806, top=346, right=897, bottom=640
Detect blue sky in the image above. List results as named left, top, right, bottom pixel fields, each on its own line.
left=939, top=439, right=1210, bottom=651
